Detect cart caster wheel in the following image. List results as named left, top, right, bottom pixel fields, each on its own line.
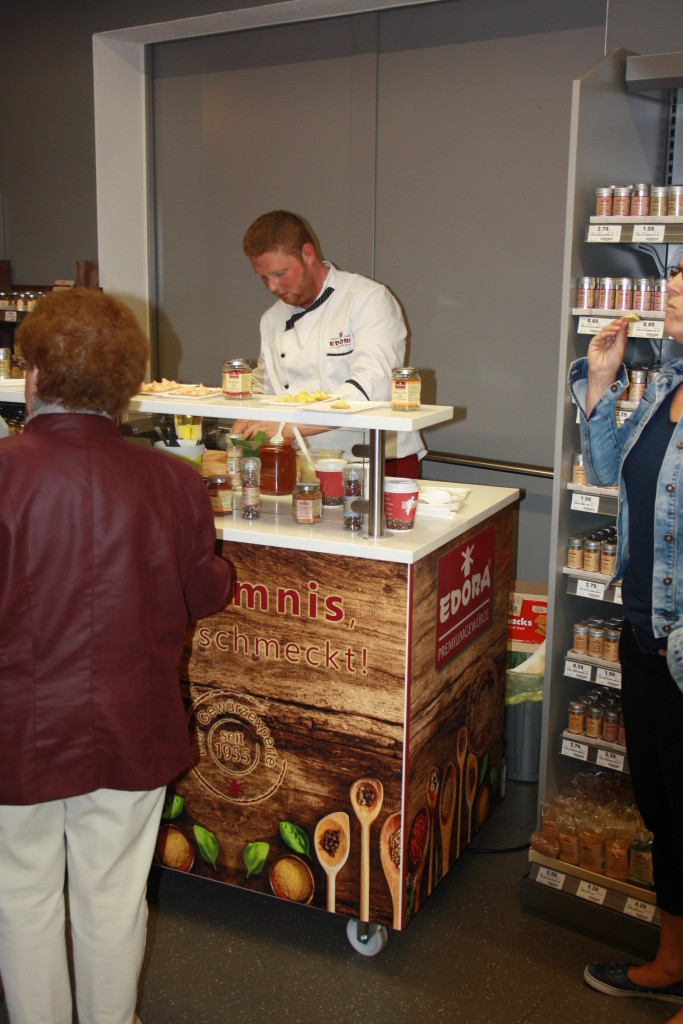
left=346, top=918, right=389, bottom=956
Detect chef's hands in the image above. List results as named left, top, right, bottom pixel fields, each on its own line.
left=585, top=317, right=629, bottom=418
left=230, top=420, right=333, bottom=441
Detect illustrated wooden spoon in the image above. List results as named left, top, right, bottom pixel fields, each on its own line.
left=350, top=778, right=384, bottom=922
left=314, top=812, right=350, bottom=913
left=426, top=766, right=440, bottom=896
left=407, top=805, right=430, bottom=914
left=466, top=751, right=479, bottom=846
left=379, top=811, right=402, bottom=929
left=439, top=762, right=457, bottom=875
left=456, top=726, right=468, bottom=858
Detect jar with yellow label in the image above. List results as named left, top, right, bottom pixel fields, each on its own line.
left=206, top=475, right=232, bottom=517
left=391, top=367, right=421, bottom=410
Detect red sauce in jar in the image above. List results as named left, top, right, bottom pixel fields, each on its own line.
left=258, top=439, right=296, bottom=495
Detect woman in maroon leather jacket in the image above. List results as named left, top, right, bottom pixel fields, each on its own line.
left=0, top=288, right=233, bottom=1024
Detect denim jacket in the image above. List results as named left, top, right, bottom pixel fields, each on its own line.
left=568, top=356, right=683, bottom=691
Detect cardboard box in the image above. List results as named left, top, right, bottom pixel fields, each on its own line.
left=508, top=581, right=547, bottom=654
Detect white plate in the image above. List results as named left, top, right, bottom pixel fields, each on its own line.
left=138, top=386, right=223, bottom=400
left=257, top=395, right=339, bottom=409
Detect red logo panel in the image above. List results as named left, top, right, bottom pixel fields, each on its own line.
left=435, top=525, right=495, bottom=669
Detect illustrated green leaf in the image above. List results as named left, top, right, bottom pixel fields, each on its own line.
left=279, top=820, right=311, bottom=858
left=161, top=793, right=184, bottom=820
left=243, top=841, right=270, bottom=878
left=193, top=824, right=219, bottom=869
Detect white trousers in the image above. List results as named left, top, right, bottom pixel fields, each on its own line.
left=0, top=787, right=166, bottom=1024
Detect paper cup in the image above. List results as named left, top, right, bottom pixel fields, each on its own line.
left=384, top=479, right=419, bottom=530
left=154, top=440, right=205, bottom=473
left=315, top=458, right=347, bottom=506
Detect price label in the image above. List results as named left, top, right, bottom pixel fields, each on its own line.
left=565, top=659, right=593, bottom=682
left=632, top=224, right=665, bottom=243
left=4, top=310, right=17, bottom=323
left=576, top=578, right=606, bottom=600
left=578, top=315, right=607, bottom=335
left=537, top=866, right=566, bottom=890
left=571, top=492, right=600, bottom=513
left=597, top=748, right=625, bottom=772
left=588, top=224, right=622, bottom=242
left=616, top=407, right=634, bottom=426
left=561, top=737, right=589, bottom=761
left=577, top=880, right=607, bottom=905
left=631, top=319, right=664, bottom=340
left=613, top=584, right=623, bottom=604
left=624, top=897, right=656, bottom=922
left=596, top=667, right=621, bottom=689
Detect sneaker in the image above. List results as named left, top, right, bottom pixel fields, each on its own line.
left=584, top=962, right=683, bottom=1004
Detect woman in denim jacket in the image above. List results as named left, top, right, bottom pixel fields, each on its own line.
left=568, top=256, right=683, bottom=1018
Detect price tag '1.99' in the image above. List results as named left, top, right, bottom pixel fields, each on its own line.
left=571, top=492, right=600, bottom=513
left=632, top=224, right=665, bottom=243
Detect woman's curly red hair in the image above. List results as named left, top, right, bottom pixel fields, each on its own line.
left=16, top=288, right=148, bottom=417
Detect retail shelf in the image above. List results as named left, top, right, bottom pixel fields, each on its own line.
left=528, top=850, right=655, bottom=912
left=567, top=482, right=618, bottom=516
left=563, top=567, right=622, bottom=604
left=559, top=729, right=629, bottom=773
left=564, top=652, right=621, bottom=689
left=586, top=215, right=683, bottom=244
left=0, top=309, right=28, bottom=324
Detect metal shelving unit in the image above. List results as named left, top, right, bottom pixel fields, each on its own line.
left=522, top=48, right=683, bottom=955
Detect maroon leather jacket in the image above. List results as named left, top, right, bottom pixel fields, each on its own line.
left=0, top=413, right=233, bottom=805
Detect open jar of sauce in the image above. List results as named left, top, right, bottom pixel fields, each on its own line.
left=258, top=438, right=296, bottom=495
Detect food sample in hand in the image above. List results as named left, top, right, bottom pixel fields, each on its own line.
left=622, top=312, right=640, bottom=322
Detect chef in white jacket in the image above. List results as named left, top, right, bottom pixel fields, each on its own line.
left=233, top=210, right=423, bottom=478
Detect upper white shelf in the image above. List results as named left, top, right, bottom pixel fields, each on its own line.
left=0, top=381, right=454, bottom=433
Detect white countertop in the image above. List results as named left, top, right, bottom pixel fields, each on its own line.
left=215, top=481, right=519, bottom=564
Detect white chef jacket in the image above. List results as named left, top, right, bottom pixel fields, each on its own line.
left=252, top=263, right=424, bottom=460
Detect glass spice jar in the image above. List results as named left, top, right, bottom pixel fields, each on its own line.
left=391, top=367, right=421, bottom=410
left=602, top=628, right=621, bottom=663
left=588, top=626, right=605, bottom=659
left=595, top=186, right=613, bottom=216
left=612, top=185, right=633, bottom=216
left=614, top=277, right=633, bottom=310
left=258, top=437, right=296, bottom=495
left=628, top=367, right=648, bottom=403
left=577, top=276, right=596, bottom=308
left=292, top=481, right=322, bottom=524
left=568, top=699, right=586, bottom=734
left=602, top=707, right=620, bottom=743
left=222, top=358, right=252, bottom=399
left=583, top=538, right=601, bottom=573
left=240, top=457, right=261, bottom=519
left=573, top=621, right=590, bottom=653
left=667, top=185, right=683, bottom=217
left=652, top=278, right=668, bottom=311
left=596, top=277, right=616, bottom=310
left=600, top=540, right=617, bottom=576
left=342, top=465, right=364, bottom=531
left=632, top=278, right=653, bottom=312
left=650, top=185, right=668, bottom=216
left=567, top=535, right=584, bottom=569
left=206, top=475, right=232, bottom=517
left=630, top=183, right=650, bottom=216
left=585, top=703, right=603, bottom=738
left=572, top=452, right=587, bottom=485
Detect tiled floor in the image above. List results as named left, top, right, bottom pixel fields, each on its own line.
left=0, top=782, right=675, bottom=1023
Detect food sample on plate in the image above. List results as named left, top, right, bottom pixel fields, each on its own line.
left=140, top=379, right=221, bottom=396
left=330, top=400, right=350, bottom=409
left=276, top=390, right=330, bottom=404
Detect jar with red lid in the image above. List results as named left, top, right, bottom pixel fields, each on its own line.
left=258, top=438, right=297, bottom=495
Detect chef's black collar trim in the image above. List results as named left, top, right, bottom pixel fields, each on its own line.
left=284, top=286, right=334, bottom=331
left=346, top=379, right=369, bottom=401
